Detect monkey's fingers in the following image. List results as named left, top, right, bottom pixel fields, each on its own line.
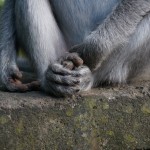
left=45, top=82, right=80, bottom=97
left=65, top=53, right=83, bottom=67
left=49, top=64, right=73, bottom=75
left=9, top=79, right=40, bottom=92
left=63, top=61, right=74, bottom=70
left=25, top=81, right=40, bottom=91
left=9, top=78, right=29, bottom=92
left=10, top=68, right=23, bottom=80
left=46, top=71, right=80, bottom=86
left=48, top=63, right=82, bottom=77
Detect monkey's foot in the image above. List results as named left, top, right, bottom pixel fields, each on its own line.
left=0, top=66, right=40, bottom=92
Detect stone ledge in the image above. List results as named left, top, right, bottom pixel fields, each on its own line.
left=0, top=82, right=150, bottom=150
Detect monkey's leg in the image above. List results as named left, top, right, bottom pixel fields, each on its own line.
left=93, top=13, right=150, bottom=86
left=0, top=0, right=33, bottom=92
left=15, top=0, right=83, bottom=97
left=15, top=0, right=67, bottom=76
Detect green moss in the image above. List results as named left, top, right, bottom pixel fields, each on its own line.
left=102, top=102, right=109, bottom=110
left=122, top=104, right=133, bottom=114
left=106, top=131, right=115, bottom=136
left=133, top=121, right=141, bottom=130
left=141, top=103, right=150, bottom=114
left=15, top=120, right=24, bottom=135
left=66, top=108, right=74, bottom=117
left=86, top=98, right=97, bottom=109
left=99, top=115, right=108, bottom=123
left=0, top=115, right=9, bottom=124
left=118, top=118, right=124, bottom=123
left=124, top=134, right=136, bottom=143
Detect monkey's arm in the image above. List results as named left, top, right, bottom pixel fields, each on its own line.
left=70, top=0, right=150, bottom=69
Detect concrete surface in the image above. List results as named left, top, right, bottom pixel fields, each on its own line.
left=0, top=81, right=150, bottom=150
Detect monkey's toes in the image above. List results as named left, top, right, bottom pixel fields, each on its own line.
left=26, top=81, right=40, bottom=91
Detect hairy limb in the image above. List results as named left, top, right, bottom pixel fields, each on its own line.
left=15, top=0, right=67, bottom=76
left=70, top=0, right=150, bottom=70
left=15, top=0, right=78, bottom=96
left=93, top=13, right=150, bottom=86
left=0, top=0, right=36, bottom=92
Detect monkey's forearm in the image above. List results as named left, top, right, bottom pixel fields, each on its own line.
left=71, top=0, right=150, bottom=69
left=85, top=0, right=150, bottom=57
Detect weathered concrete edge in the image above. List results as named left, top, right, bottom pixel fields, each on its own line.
left=0, top=82, right=150, bottom=150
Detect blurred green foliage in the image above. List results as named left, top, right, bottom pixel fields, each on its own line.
left=0, top=0, right=4, bottom=10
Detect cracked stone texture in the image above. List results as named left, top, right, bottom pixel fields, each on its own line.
left=0, top=80, right=150, bottom=150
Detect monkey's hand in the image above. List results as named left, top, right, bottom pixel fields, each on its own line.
left=69, top=40, right=101, bottom=70
left=42, top=63, right=93, bottom=97
left=59, top=52, right=83, bottom=70
left=0, top=65, right=40, bottom=92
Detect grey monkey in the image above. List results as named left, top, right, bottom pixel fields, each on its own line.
left=0, top=0, right=150, bottom=97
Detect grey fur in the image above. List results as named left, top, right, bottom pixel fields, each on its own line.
left=0, top=0, right=150, bottom=96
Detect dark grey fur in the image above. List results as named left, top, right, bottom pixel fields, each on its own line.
left=0, top=0, right=150, bottom=97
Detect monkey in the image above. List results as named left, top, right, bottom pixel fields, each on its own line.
left=0, top=0, right=150, bottom=97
